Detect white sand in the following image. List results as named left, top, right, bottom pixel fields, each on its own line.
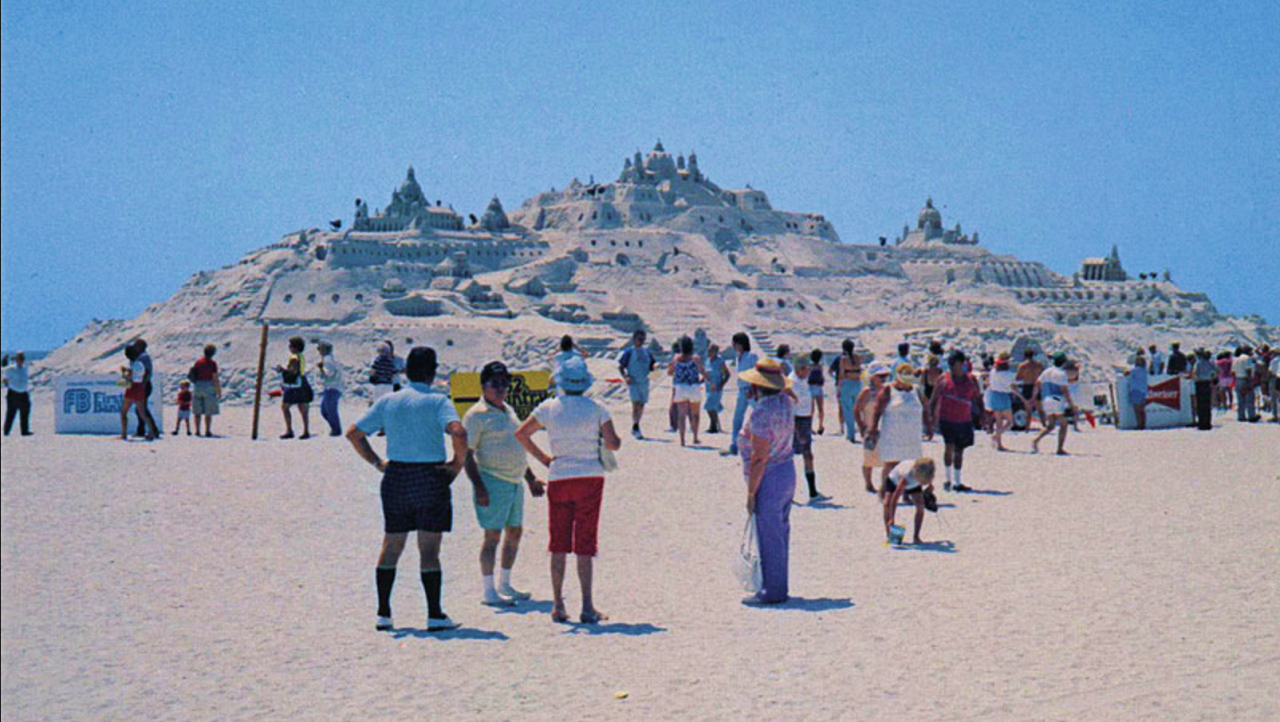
left=3, top=394, right=1279, bottom=721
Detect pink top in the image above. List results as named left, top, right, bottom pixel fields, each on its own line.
left=739, top=393, right=795, bottom=477
left=1215, top=357, right=1232, bottom=382
left=935, top=372, right=982, bottom=423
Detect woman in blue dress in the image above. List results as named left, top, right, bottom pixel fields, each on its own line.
left=704, top=344, right=730, bottom=434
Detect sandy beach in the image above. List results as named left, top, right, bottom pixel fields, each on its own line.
left=3, top=393, right=1278, bottom=721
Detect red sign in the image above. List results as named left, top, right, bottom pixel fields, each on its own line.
left=1144, top=376, right=1182, bottom=410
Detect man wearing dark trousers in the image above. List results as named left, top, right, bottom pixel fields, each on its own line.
left=3, top=351, right=33, bottom=436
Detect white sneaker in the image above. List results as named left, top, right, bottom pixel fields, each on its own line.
left=427, top=615, right=461, bottom=631
left=482, top=593, right=516, bottom=608
left=631, top=428, right=643, bottom=440
left=809, top=493, right=831, bottom=504
left=375, top=615, right=394, bottom=631
left=499, top=585, right=533, bottom=601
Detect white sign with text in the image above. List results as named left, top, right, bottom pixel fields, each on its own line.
left=54, top=374, right=164, bottom=435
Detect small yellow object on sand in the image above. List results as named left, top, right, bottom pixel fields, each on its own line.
left=614, top=691, right=629, bottom=700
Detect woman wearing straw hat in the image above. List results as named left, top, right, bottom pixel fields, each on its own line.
left=866, top=361, right=924, bottom=499
left=854, top=362, right=893, bottom=494
left=738, top=357, right=796, bottom=606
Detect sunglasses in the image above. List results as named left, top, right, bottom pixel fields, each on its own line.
left=485, top=377, right=511, bottom=389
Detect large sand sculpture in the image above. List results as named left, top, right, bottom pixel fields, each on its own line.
left=36, top=141, right=1277, bottom=401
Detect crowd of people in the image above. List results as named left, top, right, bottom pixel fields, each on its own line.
left=4, top=330, right=1278, bottom=632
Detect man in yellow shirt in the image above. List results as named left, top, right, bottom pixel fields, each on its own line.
left=463, top=361, right=547, bottom=607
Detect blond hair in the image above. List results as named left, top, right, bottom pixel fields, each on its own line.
left=913, top=458, right=937, bottom=483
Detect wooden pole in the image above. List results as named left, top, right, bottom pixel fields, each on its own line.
left=251, top=323, right=269, bottom=440
left=1108, top=382, right=1120, bottom=428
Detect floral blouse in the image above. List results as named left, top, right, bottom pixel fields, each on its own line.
left=739, top=393, right=795, bottom=477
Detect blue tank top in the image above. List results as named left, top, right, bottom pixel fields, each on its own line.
left=705, top=359, right=725, bottom=388
left=674, top=358, right=702, bottom=385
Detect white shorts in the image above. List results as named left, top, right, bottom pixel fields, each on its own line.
left=673, top=383, right=703, bottom=403
left=1043, top=396, right=1067, bottom=416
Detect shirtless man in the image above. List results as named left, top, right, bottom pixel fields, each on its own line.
left=1016, top=348, right=1044, bottom=429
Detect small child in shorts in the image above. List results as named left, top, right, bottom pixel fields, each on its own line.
left=174, top=380, right=193, bottom=436
left=883, top=458, right=938, bottom=545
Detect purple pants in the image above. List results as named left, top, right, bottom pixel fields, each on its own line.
left=755, top=460, right=796, bottom=603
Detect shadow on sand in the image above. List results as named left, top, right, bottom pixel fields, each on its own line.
left=891, top=540, right=956, bottom=554
left=752, top=597, right=854, bottom=613
left=804, top=500, right=851, bottom=510
left=563, top=622, right=667, bottom=636
left=493, top=600, right=555, bottom=616
left=955, top=488, right=1013, bottom=496
left=391, top=627, right=510, bottom=642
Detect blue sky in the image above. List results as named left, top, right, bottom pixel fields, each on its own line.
left=3, top=1, right=1278, bottom=350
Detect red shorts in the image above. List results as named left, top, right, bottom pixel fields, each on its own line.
left=546, top=476, right=604, bottom=556
left=124, top=383, right=147, bottom=402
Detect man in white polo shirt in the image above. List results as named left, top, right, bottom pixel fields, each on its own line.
left=3, top=351, right=33, bottom=436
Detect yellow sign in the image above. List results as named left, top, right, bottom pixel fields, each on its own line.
left=449, top=369, right=553, bottom=420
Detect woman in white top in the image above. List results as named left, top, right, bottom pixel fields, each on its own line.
left=985, top=352, right=1022, bottom=451
left=515, top=357, right=621, bottom=625
left=316, top=341, right=345, bottom=437
left=866, top=362, right=924, bottom=498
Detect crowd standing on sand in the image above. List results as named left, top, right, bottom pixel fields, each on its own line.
left=7, top=329, right=1278, bottom=632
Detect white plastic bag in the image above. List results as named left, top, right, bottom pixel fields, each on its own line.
left=599, top=437, right=618, bottom=472
left=734, top=514, right=763, bottom=593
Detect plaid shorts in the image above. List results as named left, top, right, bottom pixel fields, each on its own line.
left=380, top=462, right=453, bottom=534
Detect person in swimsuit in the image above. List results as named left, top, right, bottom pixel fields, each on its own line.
left=807, top=349, right=827, bottom=434
left=836, top=339, right=863, bottom=444
left=668, top=335, right=708, bottom=447
left=920, top=354, right=943, bottom=440
left=1016, top=348, right=1044, bottom=429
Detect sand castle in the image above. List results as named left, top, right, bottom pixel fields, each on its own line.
left=35, top=141, right=1276, bottom=401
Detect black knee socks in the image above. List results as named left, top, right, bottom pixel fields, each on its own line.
left=376, top=567, right=396, bottom=617
left=421, top=570, right=444, bottom=618
left=806, top=471, right=818, bottom=497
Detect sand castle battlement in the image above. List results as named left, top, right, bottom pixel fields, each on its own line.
left=322, top=167, right=550, bottom=273
left=509, top=141, right=840, bottom=242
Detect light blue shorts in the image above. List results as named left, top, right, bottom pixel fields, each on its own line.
left=629, top=379, right=650, bottom=404
left=473, top=472, right=524, bottom=530
left=986, top=390, right=1012, bottom=412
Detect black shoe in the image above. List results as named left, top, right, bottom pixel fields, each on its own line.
left=952, top=483, right=972, bottom=493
